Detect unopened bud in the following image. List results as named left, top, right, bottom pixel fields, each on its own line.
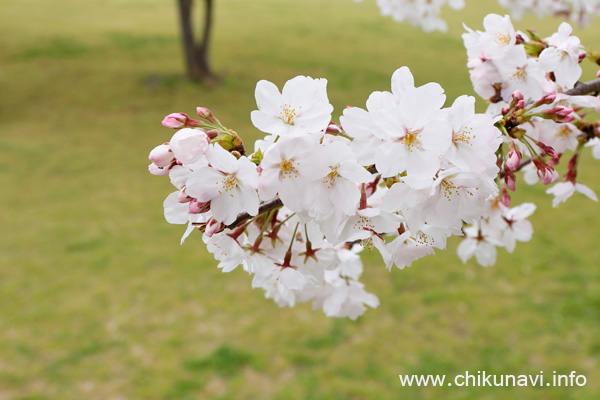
left=178, top=186, right=192, bottom=203
left=536, top=141, right=559, bottom=160
left=515, top=100, right=525, bottom=109
left=148, top=143, right=174, bottom=167
left=502, top=107, right=509, bottom=115
left=204, top=219, right=223, bottom=237
left=579, top=52, right=587, bottom=63
left=512, top=90, right=524, bottom=102
left=148, top=163, right=170, bottom=176
left=189, top=199, right=210, bottom=214
left=205, top=129, right=219, bottom=140
left=501, top=187, right=511, bottom=207
left=538, top=165, right=558, bottom=185
left=506, top=149, right=521, bottom=171
left=504, top=167, right=516, bottom=191
left=162, top=113, right=189, bottom=129
left=196, top=107, right=217, bottom=123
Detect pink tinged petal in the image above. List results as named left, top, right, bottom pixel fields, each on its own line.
left=474, top=242, right=497, bottom=267
left=538, top=48, right=563, bottom=72
left=457, top=238, right=478, bottom=263
left=186, top=167, right=226, bottom=202
left=338, top=162, right=372, bottom=183
left=255, top=80, right=283, bottom=115
left=330, top=177, right=361, bottom=215
left=575, top=183, right=598, bottom=202
left=391, top=66, right=415, bottom=99
left=163, top=192, right=191, bottom=224
left=294, top=105, right=333, bottom=134
left=365, top=91, right=395, bottom=111
left=239, top=184, right=260, bottom=217
left=258, top=168, right=280, bottom=201
left=206, top=144, right=239, bottom=174
left=210, top=189, right=244, bottom=225
left=236, top=157, right=260, bottom=188
left=251, top=111, right=286, bottom=136
left=170, top=128, right=209, bottom=164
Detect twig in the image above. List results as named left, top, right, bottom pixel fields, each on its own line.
left=565, top=78, right=600, bottom=96
left=225, top=198, right=283, bottom=230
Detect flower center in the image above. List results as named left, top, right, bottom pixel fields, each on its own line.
left=279, top=158, right=299, bottom=179
left=494, top=32, right=510, bottom=45
left=280, top=103, right=301, bottom=125
left=323, top=166, right=339, bottom=188
left=218, top=174, right=238, bottom=196
left=558, top=125, right=571, bottom=138
left=403, top=128, right=422, bottom=152
left=453, top=126, right=475, bottom=146
left=511, top=66, right=527, bottom=84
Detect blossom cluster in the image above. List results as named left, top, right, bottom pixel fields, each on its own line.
left=355, top=0, right=600, bottom=32
left=149, top=15, right=600, bottom=319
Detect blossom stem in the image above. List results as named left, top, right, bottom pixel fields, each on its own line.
left=565, top=78, right=600, bottom=96
left=224, top=198, right=283, bottom=230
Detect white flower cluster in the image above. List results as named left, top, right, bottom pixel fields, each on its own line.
left=149, top=15, right=600, bottom=319
left=498, top=0, right=600, bottom=27
left=357, top=0, right=600, bottom=33
left=457, top=14, right=600, bottom=265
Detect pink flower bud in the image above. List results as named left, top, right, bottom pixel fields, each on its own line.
left=515, top=100, right=525, bottom=109
left=554, top=106, right=573, bottom=118
left=501, top=188, right=511, bottom=207
left=506, top=149, right=521, bottom=171
left=536, top=165, right=559, bottom=185
left=178, top=186, right=192, bottom=203
left=512, top=90, right=523, bottom=102
left=148, top=143, right=174, bottom=167
left=501, top=107, right=509, bottom=115
left=162, top=113, right=189, bottom=129
left=189, top=199, right=210, bottom=214
left=536, top=141, right=559, bottom=160
left=597, top=69, right=600, bottom=78
left=504, top=167, right=516, bottom=191
left=205, top=129, right=219, bottom=140
left=204, top=219, right=223, bottom=237
left=579, top=53, right=587, bottom=63
left=148, top=163, right=170, bottom=176
left=535, top=93, right=556, bottom=106
left=196, top=107, right=217, bottom=123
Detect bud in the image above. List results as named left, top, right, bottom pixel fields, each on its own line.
left=533, top=159, right=559, bottom=185
left=597, top=69, right=600, bottom=78
left=579, top=52, right=587, bottom=63
left=504, top=167, right=516, bottom=191
left=501, top=187, right=511, bottom=207
left=205, top=219, right=223, bottom=237
left=536, top=141, right=559, bottom=161
left=178, top=186, right=192, bottom=203
left=196, top=107, right=217, bottom=123
left=148, top=163, right=170, bottom=176
left=189, top=199, right=210, bottom=214
left=506, top=149, right=521, bottom=171
left=162, top=113, right=189, bottom=129
left=148, top=143, right=174, bottom=167
left=512, top=90, right=523, bottom=102
left=205, top=129, right=219, bottom=140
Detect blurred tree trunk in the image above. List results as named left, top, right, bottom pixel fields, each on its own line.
left=177, top=0, right=214, bottom=81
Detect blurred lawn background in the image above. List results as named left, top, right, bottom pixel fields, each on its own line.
left=1, top=0, right=600, bottom=399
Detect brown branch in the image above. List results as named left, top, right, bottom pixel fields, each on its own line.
left=565, top=79, right=600, bottom=96
left=225, top=198, right=283, bottom=230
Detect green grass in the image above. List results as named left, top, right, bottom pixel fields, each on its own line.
left=1, top=0, right=600, bottom=398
